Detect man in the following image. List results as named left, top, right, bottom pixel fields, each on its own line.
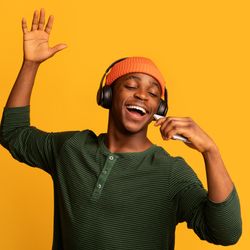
left=0, top=8, right=242, bottom=250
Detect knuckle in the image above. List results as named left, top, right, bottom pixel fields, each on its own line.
left=188, top=123, right=195, bottom=131
left=169, top=120, right=174, bottom=125
left=172, top=125, right=177, bottom=130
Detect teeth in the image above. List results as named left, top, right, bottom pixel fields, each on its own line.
left=127, top=105, right=146, bottom=114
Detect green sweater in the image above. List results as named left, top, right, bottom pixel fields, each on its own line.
left=0, top=106, right=242, bottom=250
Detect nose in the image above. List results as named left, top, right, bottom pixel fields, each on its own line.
left=134, top=88, right=148, bottom=100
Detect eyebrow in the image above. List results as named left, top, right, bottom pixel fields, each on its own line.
left=125, top=75, right=161, bottom=91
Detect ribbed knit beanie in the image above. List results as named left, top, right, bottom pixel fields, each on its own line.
left=105, top=57, right=166, bottom=97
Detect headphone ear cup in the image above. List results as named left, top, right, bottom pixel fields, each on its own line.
left=157, top=99, right=168, bottom=116
left=98, top=85, right=112, bottom=109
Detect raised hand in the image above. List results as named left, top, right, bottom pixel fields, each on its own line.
left=22, top=8, right=67, bottom=63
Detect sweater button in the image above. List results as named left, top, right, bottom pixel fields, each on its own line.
left=109, top=155, right=114, bottom=160
left=97, top=184, right=102, bottom=189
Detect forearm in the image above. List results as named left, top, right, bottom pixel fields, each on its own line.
left=202, top=145, right=234, bottom=203
left=5, top=60, right=40, bottom=107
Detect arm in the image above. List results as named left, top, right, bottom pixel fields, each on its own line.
left=202, top=144, right=233, bottom=202
left=0, top=9, right=71, bottom=173
left=155, top=116, right=233, bottom=202
left=6, top=8, right=67, bottom=108
left=155, top=117, right=242, bottom=244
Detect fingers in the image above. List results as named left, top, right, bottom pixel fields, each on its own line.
left=29, top=8, right=51, bottom=32
left=160, top=117, right=191, bottom=132
left=162, top=121, right=189, bottom=140
left=155, top=116, right=193, bottom=140
left=45, top=15, right=54, bottom=34
left=31, top=9, right=39, bottom=31
left=38, top=8, right=45, bottom=30
left=163, top=124, right=189, bottom=140
left=154, top=116, right=215, bottom=152
left=154, top=117, right=166, bottom=126
left=22, top=17, right=28, bottom=34
left=154, top=116, right=189, bottom=127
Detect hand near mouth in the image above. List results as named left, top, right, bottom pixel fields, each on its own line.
left=154, top=116, right=217, bottom=154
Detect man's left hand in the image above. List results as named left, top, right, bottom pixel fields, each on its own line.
left=154, top=116, right=217, bottom=153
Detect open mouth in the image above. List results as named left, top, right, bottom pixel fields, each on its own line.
left=126, top=105, right=147, bottom=116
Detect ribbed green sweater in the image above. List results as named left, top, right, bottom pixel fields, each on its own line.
left=0, top=106, right=242, bottom=250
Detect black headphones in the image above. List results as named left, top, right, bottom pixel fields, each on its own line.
left=96, top=57, right=168, bottom=116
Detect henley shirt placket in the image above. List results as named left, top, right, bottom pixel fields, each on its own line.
left=91, top=154, right=118, bottom=201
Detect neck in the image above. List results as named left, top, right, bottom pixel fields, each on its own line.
left=105, top=118, right=153, bottom=153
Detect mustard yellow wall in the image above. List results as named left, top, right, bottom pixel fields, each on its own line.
left=0, top=0, right=249, bottom=249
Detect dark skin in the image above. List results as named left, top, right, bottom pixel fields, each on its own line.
left=106, top=72, right=219, bottom=154
left=6, top=9, right=234, bottom=204
left=105, top=73, right=161, bottom=153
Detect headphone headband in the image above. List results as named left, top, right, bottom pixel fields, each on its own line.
left=97, top=57, right=169, bottom=116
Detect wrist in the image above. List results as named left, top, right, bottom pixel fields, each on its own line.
left=202, top=143, right=219, bottom=158
left=22, top=59, right=40, bottom=68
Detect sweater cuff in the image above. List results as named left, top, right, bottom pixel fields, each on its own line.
left=1, top=105, right=30, bottom=128
left=3, top=105, right=30, bottom=112
left=207, top=185, right=238, bottom=207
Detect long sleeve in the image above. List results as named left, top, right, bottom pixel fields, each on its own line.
left=170, top=156, right=242, bottom=246
left=0, top=106, right=78, bottom=174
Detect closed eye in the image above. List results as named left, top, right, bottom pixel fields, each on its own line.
left=125, top=85, right=137, bottom=89
left=148, top=92, right=158, bottom=97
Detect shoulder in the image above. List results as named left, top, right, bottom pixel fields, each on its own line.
left=152, top=145, right=187, bottom=168
left=153, top=146, right=200, bottom=181
left=53, top=129, right=102, bottom=158
left=153, top=148, right=205, bottom=198
left=62, top=129, right=99, bottom=145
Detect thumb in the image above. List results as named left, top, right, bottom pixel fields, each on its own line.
left=50, top=43, right=67, bottom=57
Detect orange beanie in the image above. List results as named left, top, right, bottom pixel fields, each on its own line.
left=105, top=57, right=166, bottom=97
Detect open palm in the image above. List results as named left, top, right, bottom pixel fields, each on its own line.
left=22, top=8, right=67, bottom=63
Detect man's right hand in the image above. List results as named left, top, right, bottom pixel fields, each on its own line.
left=22, top=8, right=67, bottom=64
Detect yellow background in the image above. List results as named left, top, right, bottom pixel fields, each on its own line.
left=0, top=0, right=249, bottom=249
